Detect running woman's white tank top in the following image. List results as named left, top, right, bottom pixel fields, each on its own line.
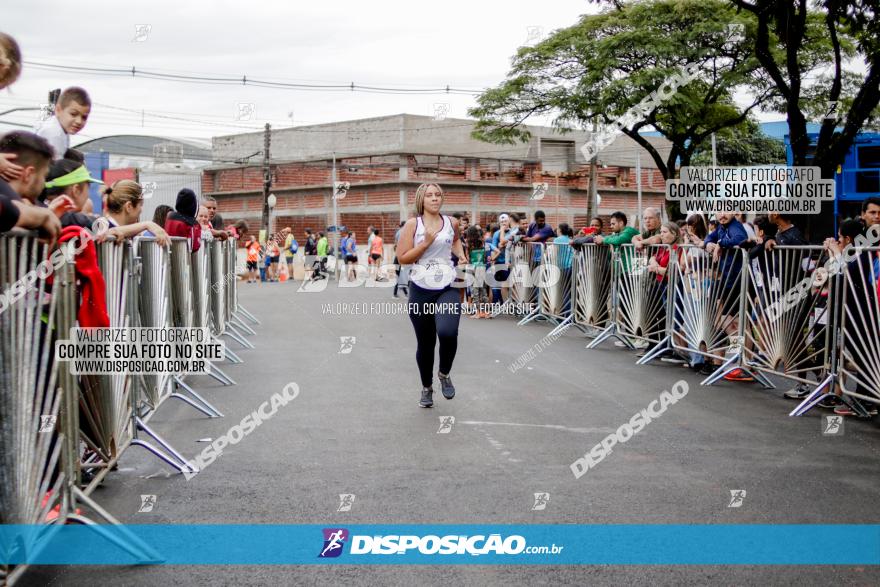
left=411, top=215, right=456, bottom=290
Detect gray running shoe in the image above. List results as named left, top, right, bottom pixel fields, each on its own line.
left=438, top=373, right=455, bottom=400
left=420, top=387, right=434, bottom=408
left=783, top=383, right=811, bottom=400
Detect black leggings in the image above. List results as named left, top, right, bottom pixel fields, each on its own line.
left=408, top=283, right=461, bottom=388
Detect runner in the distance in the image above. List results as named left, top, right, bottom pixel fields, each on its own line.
left=396, top=183, right=464, bottom=408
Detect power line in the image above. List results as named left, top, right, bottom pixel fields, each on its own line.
left=24, top=61, right=484, bottom=96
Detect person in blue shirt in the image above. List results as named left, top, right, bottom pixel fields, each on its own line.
left=551, top=222, right=574, bottom=269
left=522, top=209, right=557, bottom=265
left=340, top=229, right=358, bottom=281
left=703, top=212, right=749, bottom=379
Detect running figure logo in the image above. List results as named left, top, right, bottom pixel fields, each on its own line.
left=337, top=494, right=355, bottom=512
left=140, top=181, right=158, bottom=199
left=132, top=24, right=151, bottom=42
left=437, top=416, right=455, bottom=434
left=138, top=495, right=157, bottom=513
left=727, top=490, right=746, bottom=508
left=235, top=103, right=256, bottom=122
left=822, top=415, right=844, bottom=436
left=532, top=492, right=550, bottom=511
left=318, top=528, right=349, bottom=558
left=38, top=415, right=57, bottom=432
left=338, top=337, right=356, bottom=354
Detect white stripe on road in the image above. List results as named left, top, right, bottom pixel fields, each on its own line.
left=460, top=421, right=616, bottom=434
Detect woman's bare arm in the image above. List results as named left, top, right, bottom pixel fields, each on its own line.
left=397, top=218, right=433, bottom=264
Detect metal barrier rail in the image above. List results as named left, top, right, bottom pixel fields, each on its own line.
left=667, top=245, right=767, bottom=385
left=837, top=245, right=880, bottom=406
left=109, top=237, right=194, bottom=475
left=510, top=242, right=543, bottom=323
left=791, top=245, right=880, bottom=417
left=77, top=239, right=136, bottom=494
left=226, top=239, right=259, bottom=338
left=209, top=240, right=253, bottom=351
left=613, top=244, right=673, bottom=350
left=3, top=233, right=161, bottom=585
left=537, top=243, right=574, bottom=336
left=168, top=238, right=223, bottom=418
left=489, top=242, right=533, bottom=318
left=572, top=244, right=613, bottom=335
left=741, top=245, right=833, bottom=391
left=0, top=232, right=64, bottom=581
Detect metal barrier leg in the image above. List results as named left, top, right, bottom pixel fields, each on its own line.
left=207, top=364, right=236, bottom=386
left=223, top=325, right=255, bottom=349
left=230, top=314, right=257, bottom=336
left=133, top=417, right=195, bottom=470
left=236, top=304, right=261, bottom=325
left=547, top=315, right=573, bottom=338
left=223, top=346, right=244, bottom=364
left=636, top=335, right=672, bottom=365
left=129, top=440, right=194, bottom=474
left=700, top=353, right=774, bottom=388
left=171, top=376, right=224, bottom=418
left=517, top=306, right=551, bottom=326
left=66, top=487, right=164, bottom=564
left=586, top=324, right=635, bottom=350
left=789, top=374, right=836, bottom=416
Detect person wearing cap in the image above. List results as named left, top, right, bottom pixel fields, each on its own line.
left=165, top=188, right=202, bottom=252
left=490, top=213, right=514, bottom=304
left=42, top=158, right=105, bottom=229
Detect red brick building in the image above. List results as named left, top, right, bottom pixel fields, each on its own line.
left=202, top=114, right=671, bottom=241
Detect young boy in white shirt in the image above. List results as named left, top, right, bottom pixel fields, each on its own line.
left=34, top=87, right=91, bottom=160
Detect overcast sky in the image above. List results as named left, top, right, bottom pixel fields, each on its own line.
left=3, top=0, right=793, bottom=147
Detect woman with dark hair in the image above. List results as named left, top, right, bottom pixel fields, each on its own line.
left=152, top=205, right=173, bottom=227
left=164, top=188, right=201, bottom=251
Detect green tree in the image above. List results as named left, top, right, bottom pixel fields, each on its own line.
left=732, top=0, right=879, bottom=176
left=691, top=119, right=787, bottom=165
left=469, top=0, right=780, bottom=180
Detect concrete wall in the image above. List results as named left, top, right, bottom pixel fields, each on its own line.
left=212, top=114, right=673, bottom=170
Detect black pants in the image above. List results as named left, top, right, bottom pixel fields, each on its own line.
left=407, top=283, right=461, bottom=388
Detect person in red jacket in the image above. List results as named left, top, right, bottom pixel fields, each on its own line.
left=164, top=188, right=201, bottom=251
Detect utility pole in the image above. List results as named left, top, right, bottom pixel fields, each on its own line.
left=260, top=123, right=271, bottom=242
left=636, top=149, right=643, bottom=227
left=586, top=121, right=599, bottom=221
left=331, top=152, right=339, bottom=278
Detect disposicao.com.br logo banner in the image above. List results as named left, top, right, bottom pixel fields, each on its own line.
left=2, top=525, right=879, bottom=565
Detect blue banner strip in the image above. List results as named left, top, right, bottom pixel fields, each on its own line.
left=1, top=525, right=878, bottom=565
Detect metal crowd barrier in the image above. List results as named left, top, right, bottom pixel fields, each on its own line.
left=226, top=239, right=259, bottom=338
left=609, top=244, right=673, bottom=355
left=835, top=245, right=880, bottom=411
left=791, top=245, right=880, bottom=417
left=572, top=244, right=613, bottom=336
left=76, top=238, right=136, bottom=494
left=497, top=242, right=540, bottom=321
left=208, top=239, right=253, bottom=351
left=535, top=243, right=573, bottom=335
left=1, top=232, right=64, bottom=582
left=667, top=245, right=766, bottom=385
left=168, top=237, right=223, bottom=418
left=740, top=246, right=832, bottom=393
left=2, top=232, right=160, bottom=585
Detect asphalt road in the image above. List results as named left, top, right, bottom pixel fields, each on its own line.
left=21, top=276, right=880, bottom=586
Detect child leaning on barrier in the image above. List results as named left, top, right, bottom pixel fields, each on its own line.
left=466, top=225, right=490, bottom=318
